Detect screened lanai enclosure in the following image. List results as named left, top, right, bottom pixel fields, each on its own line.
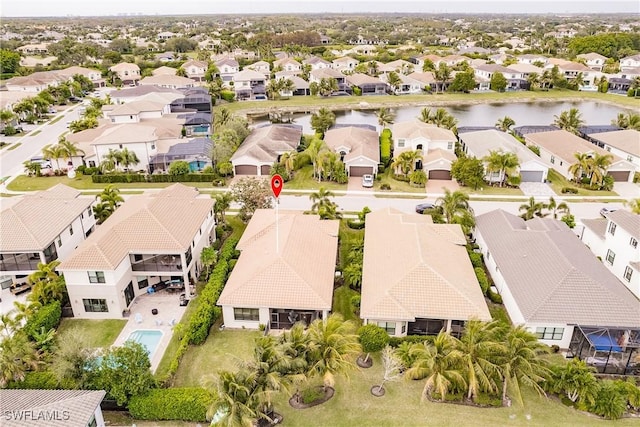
left=568, top=326, right=640, bottom=376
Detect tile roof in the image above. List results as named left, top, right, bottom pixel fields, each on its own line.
left=582, top=218, right=607, bottom=239
left=459, top=129, right=545, bottom=165
left=423, top=148, right=457, bottom=165
left=324, top=126, right=380, bottom=163
left=392, top=119, right=456, bottom=142
left=139, top=74, right=195, bottom=86
left=589, top=130, right=640, bottom=157
left=0, top=389, right=105, bottom=427
left=345, top=73, right=386, bottom=86
left=406, top=71, right=436, bottom=84
left=109, top=85, right=182, bottom=99
left=109, top=62, right=140, bottom=72
left=525, top=130, right=620, bottom=163
left=58, top=184, right=213, bottom=270
left=107, top=100, right=166, bottom=116
left=608, top=209, right=640, bottom=240
left=230, top=125, right=302, bottom=163
left=475, top=209, right=640, bottom=327
left=232, top=69, right=267, bottom=82
left=361, top=208, right=490, bottom=322
left=217, top=210, right=339, bottom=310
left=310, top=68, right=344, bottom=80
left=1, top=185, right=93, bottom=252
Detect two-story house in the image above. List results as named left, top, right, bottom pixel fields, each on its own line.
left=473, top=64, right=527, bottom=90
left=58, top=184, right=215, bottom=319
left=577, top=53, right=608, bottom=72
left=581, top=209, right=640, bottom=299
left=232, top=69, right=267, bottom=100
left=303, top=56, right=332, bottom=71
left=332, top=56, right=360, bottom=73
left=620, top=54, right=640, bottom=70
left=180, top=60, right=208, bottom=81
left=273, top=57, right=302, bottom=73
left=58, top=66, right=106, bottom=88
left=109, top=62, right=141, bottom=86
left=245, top=60, right=271, bottom=78
left=1, top=185, right=96, bottom=289
left=215, top=58, right=240, bottom=84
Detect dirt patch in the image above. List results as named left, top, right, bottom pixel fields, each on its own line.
left=371, top=385, right=386, bottom=397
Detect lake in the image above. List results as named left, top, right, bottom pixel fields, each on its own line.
left=248, top=101, right=631, bottom=134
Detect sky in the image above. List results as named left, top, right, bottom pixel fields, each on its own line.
left=1, top=0, right=638, bottom=17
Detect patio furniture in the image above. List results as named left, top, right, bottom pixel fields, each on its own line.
left=152, top=308, right=158, bottom=315
left=135, top=313, right=143, bottom=324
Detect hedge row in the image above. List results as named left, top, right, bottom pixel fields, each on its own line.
left=388, top=335, right=435, bottom=347
left=380, top=128, right=392, bottom=165
left=91, top=174, right=218, bottom=184
left=24, top=301, right=61, bottom=340
left=128, top=388, right=213, bottom=422
left=474, top=267, right=489, bottom=295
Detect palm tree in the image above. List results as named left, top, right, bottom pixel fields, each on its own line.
left=27, top=260, right=67, bottom=306
left=280, top=78, right=295, bottom=96
left=0, top=333, right=41, bottom=387
left=117, top=148, right=140, bottom=171
left=405, top=331, right=465, bottom=401
left=266, top=79, right=281, bottom=100
left=499, top=325, right=550, bottom=407
left=279, top=322, right=311, bottom=376
left=305, top=139, right=327, bottom=181
left=92, top=202, right=114, bottom=225
left=572, top=72, right=586, bottom=90
left=279, top=151, right=297, bottom=176
left=527, top=72, right=540, bottom=91
left=213, top=192, right=233, bottom=224
left=99, top=185, right=124, bottom=209
left=57, top=137, right=85, bottom=166
left=309, top=187, right=338, bottom=217
left=519, top=197, right=546, bottom=220
left=568, top=152, right=591, bottom=182
left=457, top=320, right=505, bottom=402
left=205, top=369, right=264, bottom=427
left=483, top=150, right=519, bottom=187
left=306, top=314, right=361, bottom=391
left=553, top=108, right=584, bottom=134
left=0, top=109, right=16, bottom=129
left=550, top=358, right=599, bottom=406
left=495, top=116, right=516, bottom=132
left=611, top=112, right=640, bottom=131
left=41, top=144, right=65, bottom=171
left=435, top=189, right=475, bottom=233
left=376, top=107, right=395, bottom=128
left=386, top=71, right=403, bottom=94
left=434, top=63, right=452, bottom=93
left=392, top=150, right=422, bottom=176
left=624, top=198, right=640, bottom=214
left=546, top=197, right=570, bottom=219
left=589, top=153, right=613, bottom=188
left=310, top=108, right=336, bottom=136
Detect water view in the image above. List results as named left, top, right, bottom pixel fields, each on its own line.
left=249, top=101, right=632, bottom=134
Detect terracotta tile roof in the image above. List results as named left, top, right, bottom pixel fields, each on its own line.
left=231, top=125, right=302, bottom=163
left=1, top=185, right=93, bottom=252
left=109, top=62, right=140, bottom=72
left=58, top=184, right=213, bottom=270
left=217, top=210, right=339, bottom=310
left=0, top=389, right=105, bottom=427
left=582, top=218, right=607, bottom=239
left=324, top=126, right=380, bottom=163
left=406, top=71, right=436, bottom=85
left=608, top=209, right=640, bottom=240
left=139, top=74, right=195, bottom=86
left=361, top=208, right=491, bottom=322
left=589, top=130, right=640, bottom=157
left=107, top=100, right=166, bottom=116
left=459, top=129, right=544, bottom=165
left=345, top=73, right=386, bottom=86
left=475, top=209, right=640, bottom=327
left=525, top=130, right=621, bottom=163
left=423, top=148, right=457, bottom=165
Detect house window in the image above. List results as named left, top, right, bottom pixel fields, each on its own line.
left=624, top=266, right=633, bottom=282
left=234, top=308, right=259, bottom=321
left=43, top=242, right=58, bottom=263
left=630, top=237, right=638, bottom=249
left=606, top=249, right=615, bottom=265
left=628, top=155, right=633, bottom=162
left=137, top=276, right=149, bottom=289
left=57, top=237, right=62, bottom=247
left=608, top=222, right=616, bottom=235
left=447, top=142, right=453, bottom=150
left=87, top=207, right=93, bottom=217
left=377, top=321, right=396, bottom=334
left=83, top=298, right=108, bottom=312
left=134, top=254, right=143, bottom=262
left=559, top=161, right=563, bottom=166
left=401, top=323, right=406, bottom=334
left=88, top=271, right=106, bottom=283
left=397, top=139, right=405, bottom=148
left=535, top=327, right=564, bottom=340
left=69, top=225, right=74, bottom=236
left=550, top=155, right=555, bottom=164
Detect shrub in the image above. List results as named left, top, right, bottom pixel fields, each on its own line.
left=468, top=252, right=483, bottom=268
left=352, top=86, right=362, bottom=96
left=528, top=145, right=541, bottom=156
left=347, top=219, right=365, bottom=229
left=85, top=166, right=100, bottom=175
left=633, top=172, right=640, bottom=184
left=220, top=90, right=235, bottom=102
left=6, top=371, right=60, bottom=389
left=388, top=335, right=434, bottom=347
left=409, top=170, right=427, bottom=186
left=393, top=174, right=410, bottom=182
left=75, top=165, right=86, bottom=175
left=168, top=161, right=190, bottom=175
left=380, top=129, right=392, bottom=165
left=380, top=183, right=391, bottom=190
left=358, top=324, right=390, bottom=357
left=588, top=381, right=627, bottom=420
left=24, top=301, right=62, bottom=340
left=474, top=267, right=489, bottom=295
left=488, top=289, right=503, bottom=304
left=202, top=165, right=215, bottom=174
left=561, top=187, right=579, bottom=194
left=2, top=125, right=17, bottom=136
left=301, top=387, right=324, bottom=404
left=129, top=388, right=213, bottom=422
left=350, top=295, right=361, bottom=309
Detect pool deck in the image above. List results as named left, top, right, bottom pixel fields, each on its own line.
left=112, top=291, right=189, bottom=372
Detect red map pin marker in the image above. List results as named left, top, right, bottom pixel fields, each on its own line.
left=271, top=174, right=283, bottom=198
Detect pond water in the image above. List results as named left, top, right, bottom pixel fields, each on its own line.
left=248, top=101, right=632, bottom=134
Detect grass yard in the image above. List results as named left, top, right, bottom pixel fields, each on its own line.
left=6, top=142, right=21, bottom=151
left=285, top=165, right=347, bottom=191
left=375, top=168, right=426, bottom=194
left=7, top=174, right=213, bottom=192
left=338, top=220, right=364, bottom=270
left=173, top=327, right=261, bottom=388
left=28, top=130, right=41, bottom=136
left=463, top=186, right=524, bottom=196
left=333, top=285, right=361, bottom=323
left=546, top=169, right=618, bottom=197
left=57, top=319, right=126, bottom=348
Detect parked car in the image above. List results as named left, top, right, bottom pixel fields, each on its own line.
left=415, top=202, right=435, bottom=214
left=362, top=174, right=374, bottom=188
left=600, top=207, right=616, bottom=217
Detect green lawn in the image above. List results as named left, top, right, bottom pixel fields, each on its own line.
left=7, top=174, right=214, bottom=192
left=338, top=220, right=364, bottom=270
left=375, top=169, right=426, bottom=193
left=333, top=285, right=361, bottom=323
left=57, top=319, right=126, bottom=348
left=218, top=89, right=640, bottom=116
left=463, top=186, right=524, bottom=196
left=28, top=130, right=41, bottom=136
left=546, top=169, right=618, bottom=197
left=173, top=328, right=261, bottom=388
left=284, top=165, right=347, bottom=191
left=7, top=143, right=21, bottom=151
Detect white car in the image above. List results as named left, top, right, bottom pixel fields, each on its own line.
left=362, top=174, right=374, bottom=188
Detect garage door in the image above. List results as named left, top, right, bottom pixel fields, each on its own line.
left=349, top=166, right=373, bottom=177
left=428, top=169, right=452, bottom=180
left=607, top=171, right=630, bottom=182
left=234, top=165, right=258, bottom=175
left=520, top=170, right=544, bottom=182
left=260, top=165, right=271, bottom=175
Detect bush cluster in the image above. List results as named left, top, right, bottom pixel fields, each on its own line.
left=91, top=174, right=217, bottom=184
left=24, top=301, right=62, bottom=340
left=6, top=371, right=60, bottom=390
left=128, top=388, right=213, bottom=422
left=474, top=267, right=489, bottom=295
left=388, top=335, right=434, bottom=347
left=561, top=187, right=579, bottom=194
left=380, top=129, right=392, bottom=165
left=347, top=219, right=365, bottom=230
left=487, top=289, right=503, bottom=304
left=468, top=252, right=483, bottom=269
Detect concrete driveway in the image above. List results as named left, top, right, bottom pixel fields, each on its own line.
left=348, top=176, right=373, bottom=192
left=426, top=179, right=459, bottom=195
left=613, top=182, right=640, bottom=199
left=519, top=182, right=556, bottom=197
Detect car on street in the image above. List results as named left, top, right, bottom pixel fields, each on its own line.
left=362, top=174, right=374, bottom=188
left=415, top=202, right=435, bottom=214
left=600, top=207, right=616, bottom=217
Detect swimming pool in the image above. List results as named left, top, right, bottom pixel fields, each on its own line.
left=127, top=330, right=163, bottom=360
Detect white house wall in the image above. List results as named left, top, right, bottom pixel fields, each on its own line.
left=531, top=144, right=571, bottom=179
left=94, top=142, right=156, bottom=171
left=604, top=144, right=640, bottom=169
left=221, top=305, right=269, bottom=329
left=525, top=322, right=574, bottom=349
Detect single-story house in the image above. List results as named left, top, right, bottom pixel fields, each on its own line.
left=278, top=75, right=310, bottom=97
left=139, top=74, right=196, bottom=90
left=324, top=125, right=380, bottom=176
left=459, top=129, right=549, bottom=183
left=332, top=56, right=359, bottom=73
left=405, top=71, right=437, bottom=92
left=230, top=124, right=302, bottom=176
left=345, top=73, right=388, bottom=95
left=149, top=137, right=213, bottom=173
left=104, top=100, right=169, bottom=124
left=217, top=210, right=339, bottom=330
left=361, top=208, right=491, bottom=337
left=583, top=130, right=640, bottom=170
left=0, top=389, right=106, bottom=427
left=274, top=57, right=302, bottom=72
left=108, top=85, right=183, bottom=105
left=152, top=66, right=178, bottom=76
left=474, top=209, right=640, bottom=354
left=524, top=130, right=636, bottom=182
left=381, top=72, right=422, bottom=94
